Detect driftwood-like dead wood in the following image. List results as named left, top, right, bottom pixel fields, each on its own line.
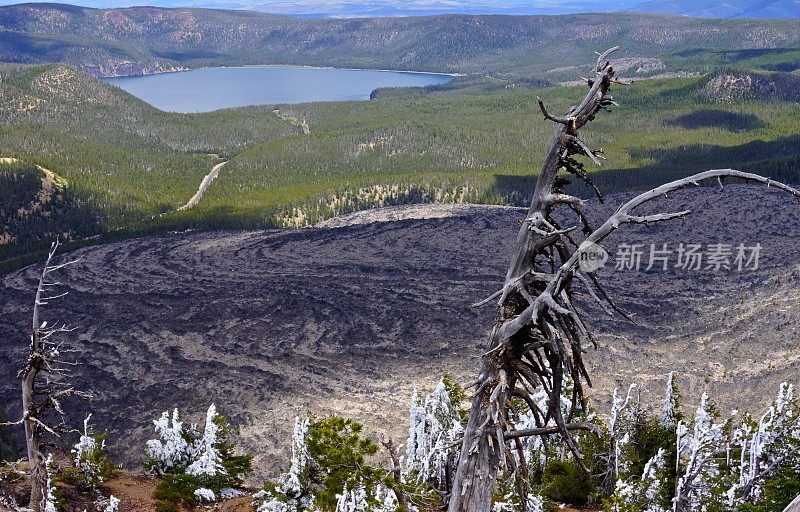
left=446, top=48, right=800, bottom=512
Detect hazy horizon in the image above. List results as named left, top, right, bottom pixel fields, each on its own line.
left=0, top=0, right=798, bottom=18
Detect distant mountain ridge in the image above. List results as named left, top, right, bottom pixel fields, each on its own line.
left=619, top=0, right=800, bottom=19
left=251, top=0, right=800, bottom=19
left=0, top=0, right=797, bottom=19
left=1, top=3, right=799, bottom=78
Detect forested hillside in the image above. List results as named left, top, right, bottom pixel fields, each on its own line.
left=212, top=70, right=800, bottom=227
left=1, top=61, right=799, bottom=268
left=0, top=4, right=799, bottom=78
left=0, top=62, right=301, bottom=264
left=0, top=160, right=99, bottom=254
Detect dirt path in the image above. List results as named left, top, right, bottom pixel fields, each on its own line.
left=273, top=109, right=310, bottom=134
left=178, top=160, right=227, bottom=211
left=100, top=471, right=254, bottom=512
left=102, top=471, right=159, bottom=512
left=6, top=155, right=226, bottom=215
left=1, top=156, right=61, bottom=244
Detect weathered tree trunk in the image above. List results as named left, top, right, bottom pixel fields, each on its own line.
left=447, top=47, right=800, bottom=512
left=448, top=340, right=504, bottom=511
left=22, top=363, right=46, bottom=511
left=447, top=48, right=621, bottom=512
left=381, top=438, right=409, bottom=509
left=0, top=241, right=83, bottom=511
left=24, top=246, right=52, bottom=512
left=782, top=493, right=800, bottom=512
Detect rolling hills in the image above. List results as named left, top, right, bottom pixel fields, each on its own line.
left=0, top=185, right=797, bottom=477
left=2, top=60, right=799, bottom=268
left=0, top=62, right=302, bottom=262
left=1, top=4, right=799, bottom=78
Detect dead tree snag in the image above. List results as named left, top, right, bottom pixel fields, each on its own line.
left=1, top=241, right=85, bottom=512
left=446, top=48, right=800, bottom=512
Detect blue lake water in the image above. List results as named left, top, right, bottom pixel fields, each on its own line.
left=103, top=66, right=454, bottom=113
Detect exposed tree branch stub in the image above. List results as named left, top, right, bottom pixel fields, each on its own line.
left=447, top=47, right=800, bottom=512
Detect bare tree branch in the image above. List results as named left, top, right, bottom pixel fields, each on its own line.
left=446, top=46, right=800, bottom=512
left=15, top=240, right=84, bottom=512
left=504, top=421, right=601, bottom=440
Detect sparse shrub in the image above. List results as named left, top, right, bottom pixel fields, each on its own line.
left=154, top=473, right=201, bottom=508
left=69, top=414, right=115, bottom=488
left=154, top=499, right=180, bottom=512
left=540, top=458, right=592, bottom=505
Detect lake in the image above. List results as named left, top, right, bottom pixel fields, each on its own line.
left=103, top=66, right=454, bottom=113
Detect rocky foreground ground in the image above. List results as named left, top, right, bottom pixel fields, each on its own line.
left=0, top=185, right=798, bottom=480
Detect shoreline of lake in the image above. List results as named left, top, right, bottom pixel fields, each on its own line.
left=103, top=65, right=455, bottom=112
left=102, top=63, right=460, bottom=79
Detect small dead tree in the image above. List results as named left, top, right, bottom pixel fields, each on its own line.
left=1, top=241, right=85, bottom=512
left=447, top=48, right=800, bottom=512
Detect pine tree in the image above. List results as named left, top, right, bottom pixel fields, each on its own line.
left=724, top=382, right=800, bottom=508
left=673, top=393, right=724, bottom=511
left=255, top=416, right=315, bottom=512
left=147, top=405, right=251, bottom=509
left=404, top=379, right=464, bottom=491
left=73, top=414, right=99, bottom=469
left=71, top=413, right=114, bottom=487
left=373, top=484, right=399, bottom=512
left=334, top=483, right=368, bottom=512
left=608, top=448, right=669, bottom=512
left=145, top=408, right=190, bottom=473
left=186, top=404, right=225, bottom=477
left=279, top=416, right=311, bottom=501
left=306, top=416, right=383, bottom=510
left=660, top=373, right=681, bottom=431
left=256, top=415, right=386, bottom=512
left=605, top=384, right=638, bottom=493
